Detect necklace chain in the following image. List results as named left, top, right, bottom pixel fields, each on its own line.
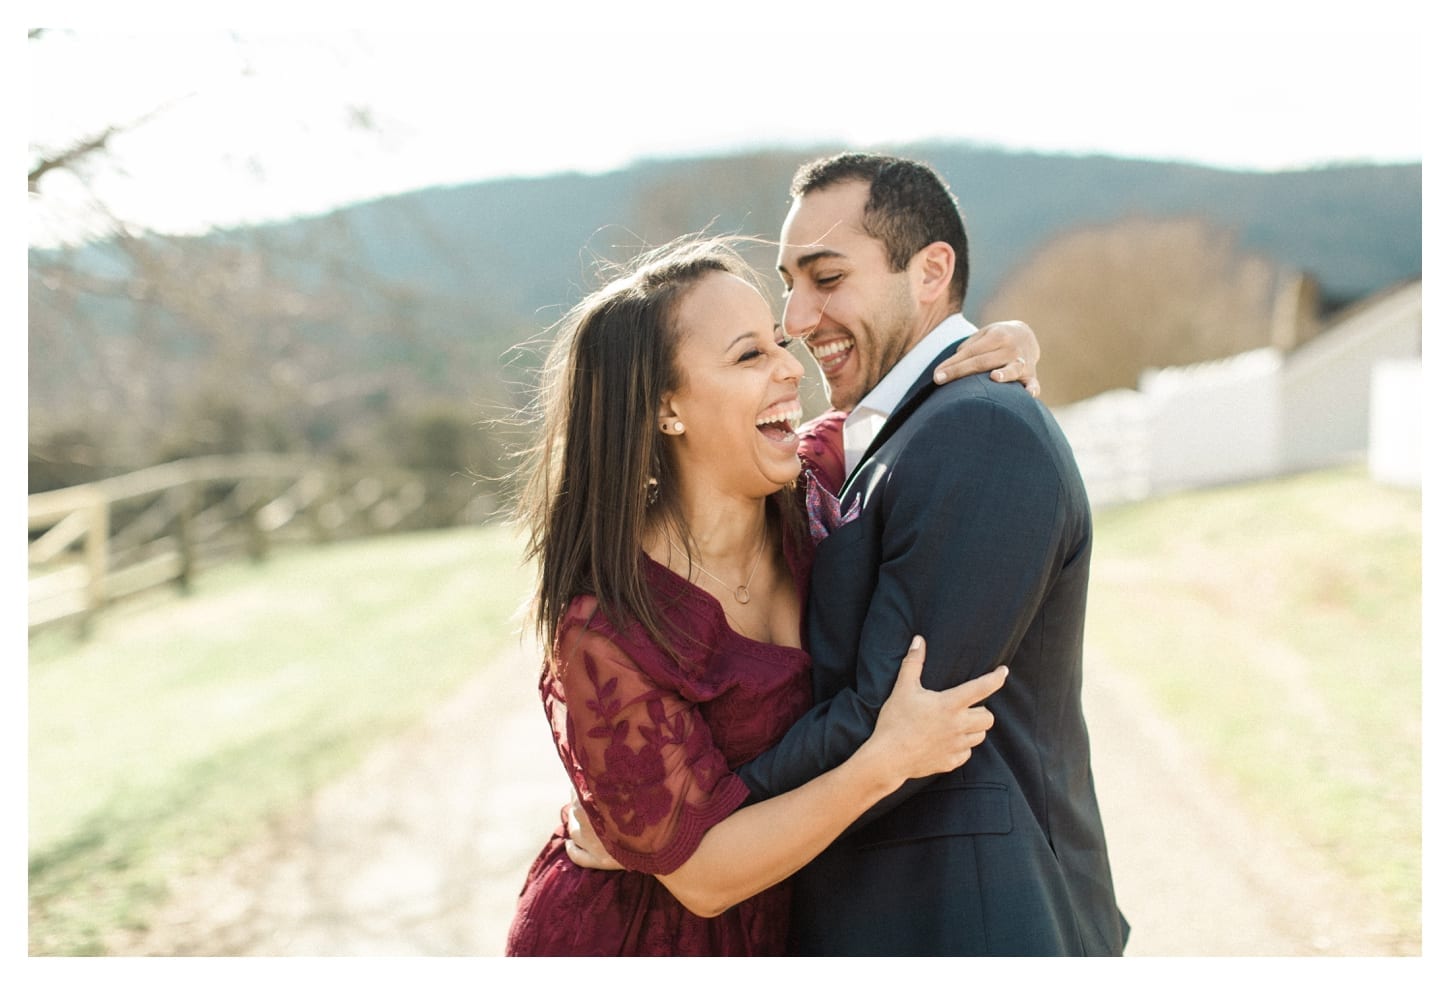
left=668, top=531, right=768, bottom=605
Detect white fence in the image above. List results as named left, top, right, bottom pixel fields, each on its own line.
left=1054, top=280, right=1423, bottom=508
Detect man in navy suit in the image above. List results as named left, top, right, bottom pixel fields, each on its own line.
left=732, top=152, right=1128, bottom=955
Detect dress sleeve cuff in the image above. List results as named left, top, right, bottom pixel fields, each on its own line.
left=602, top=773, right=751, bottom=876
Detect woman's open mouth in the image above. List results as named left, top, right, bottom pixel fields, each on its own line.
left=755, top=399, right=803, bottom=444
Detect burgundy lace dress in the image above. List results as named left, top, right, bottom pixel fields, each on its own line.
left=505, top=414, right=846, bottom=957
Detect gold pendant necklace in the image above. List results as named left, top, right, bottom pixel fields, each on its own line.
left=668, top=531, right=767, bottom=605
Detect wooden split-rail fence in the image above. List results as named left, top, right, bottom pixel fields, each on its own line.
left=26, top=454, right=493, bottom=635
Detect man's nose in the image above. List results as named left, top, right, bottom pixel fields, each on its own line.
left=781, top=289, right=818, bottom=340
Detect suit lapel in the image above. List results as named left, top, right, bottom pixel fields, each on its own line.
left=839, top=343, right=965, bottom=502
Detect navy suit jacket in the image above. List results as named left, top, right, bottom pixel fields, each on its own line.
left=736, top=345, right=1129, bottom=956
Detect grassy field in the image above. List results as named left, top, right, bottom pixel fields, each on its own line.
left=27, top=466, right=1422, bottom=954
left=1087, top=465, right=1422, bottom=944
left=28, top=523, right=533, bottom=956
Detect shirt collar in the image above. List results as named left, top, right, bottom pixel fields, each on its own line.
left=853, top=312, right=978, bottom=420
left=841, top=313, right=977, bottom=472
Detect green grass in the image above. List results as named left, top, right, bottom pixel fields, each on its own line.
left=1087, top=465, right=1421, bottom=944
left=28, top=523, right=532, bottom=956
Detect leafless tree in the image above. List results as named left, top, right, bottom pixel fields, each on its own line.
left=27, top=31, right=501, bottom=496
left=979, top=216, right=1310, bottom=405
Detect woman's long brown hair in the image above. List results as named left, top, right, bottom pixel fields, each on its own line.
left=514, top=236, right=800, bottom=668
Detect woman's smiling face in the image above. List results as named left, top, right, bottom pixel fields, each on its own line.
left=660, top=271, right=806, bottom=500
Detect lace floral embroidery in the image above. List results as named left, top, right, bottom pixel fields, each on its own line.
left=581, top=652, right=683, bottom=835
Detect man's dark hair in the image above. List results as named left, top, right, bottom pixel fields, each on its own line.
left=790, top=152, right=969, bottom=305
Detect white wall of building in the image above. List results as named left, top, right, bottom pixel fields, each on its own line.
left=1369, top=359, right=1422, bottom=487
left=1279, top=282, right=1423, bottom=472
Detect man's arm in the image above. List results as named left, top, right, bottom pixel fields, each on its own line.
left=736, top=391, right=1070, bottom=821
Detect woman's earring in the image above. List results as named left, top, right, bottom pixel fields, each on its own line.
left=645, top=476, right=660, bottom=507
left=672, top=421, right=684, bottom=433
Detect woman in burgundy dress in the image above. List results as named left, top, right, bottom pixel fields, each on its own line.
left=505, top=238, right=1036, bottom=956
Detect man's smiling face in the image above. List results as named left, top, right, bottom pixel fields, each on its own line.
left=776, top=180, right=921, bottom=411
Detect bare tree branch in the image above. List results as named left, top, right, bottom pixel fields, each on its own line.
left=29, top=99, right=190, bottom=194
left=29, top=126, right=123, bottom=192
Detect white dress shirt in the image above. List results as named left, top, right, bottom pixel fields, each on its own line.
left=841, top=313, right=978, bottom=477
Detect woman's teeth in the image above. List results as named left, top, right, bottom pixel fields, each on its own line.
left=756, top=402, right=803, bottom=432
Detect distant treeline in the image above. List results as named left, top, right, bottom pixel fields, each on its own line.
left=28, top=143, right=1421, bottom=495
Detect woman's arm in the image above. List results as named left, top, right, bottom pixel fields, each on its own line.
left=569, top=637, right=1006, bottom=917
left=934, top=319, right=1042, bottom=396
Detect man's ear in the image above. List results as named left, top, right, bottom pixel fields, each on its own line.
left=913, top=242, right=956, bottom=305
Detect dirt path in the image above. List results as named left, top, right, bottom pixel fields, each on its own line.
left=113, top=637, right=1410, bottom=957
left=1079, top=652, right=1405, bottom=955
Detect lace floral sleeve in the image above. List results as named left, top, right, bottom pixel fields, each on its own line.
left=543, top=598, right=750, bottom=875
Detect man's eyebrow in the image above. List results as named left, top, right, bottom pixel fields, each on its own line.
left=777, top=248, right=847, bottom=276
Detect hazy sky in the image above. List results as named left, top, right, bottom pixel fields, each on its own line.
left=24, top=2, right=1427, bottom=245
